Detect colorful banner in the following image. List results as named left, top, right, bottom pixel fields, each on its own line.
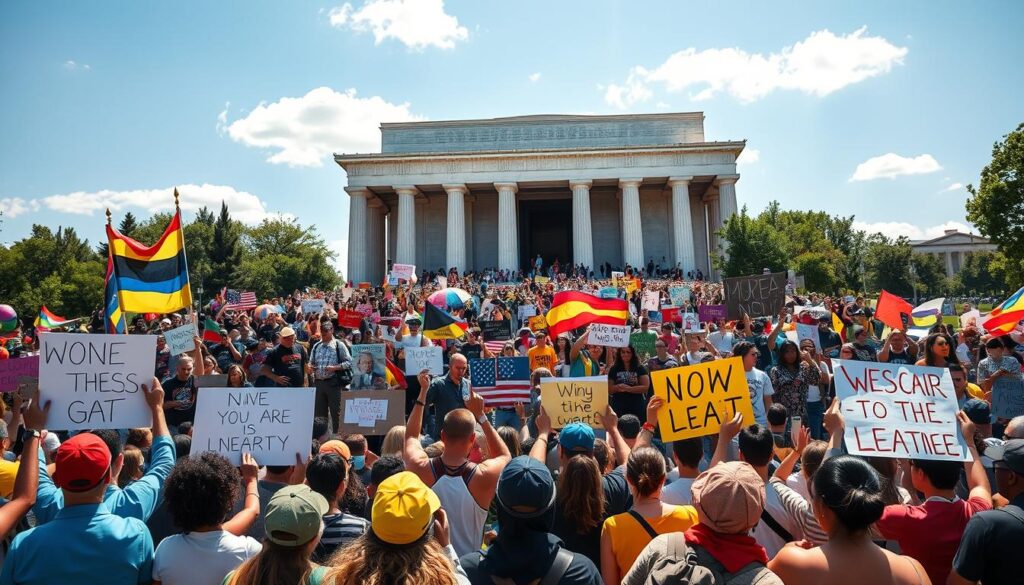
left=0, top=356, right=39, bottom=392
left=669, top=286, right=690, bottom=307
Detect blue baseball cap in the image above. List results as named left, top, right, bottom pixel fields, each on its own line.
left=559, top=423, right=595, bottom=453
left=496, top=456, right=556, bottom=518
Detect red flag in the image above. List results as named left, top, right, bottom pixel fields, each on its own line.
left=875, top=290, right=913, bottom=330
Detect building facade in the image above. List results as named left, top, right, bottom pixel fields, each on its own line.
left=910, top=230, right=997, bottom=276
left=336, top=112, right=745, bottom=283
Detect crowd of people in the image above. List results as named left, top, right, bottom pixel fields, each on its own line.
left=0, top=265, right=1022, bottom=584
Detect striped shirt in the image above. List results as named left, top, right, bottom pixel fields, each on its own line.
left=312, top=513, right=369, bottom=562
left=768, top=476, right=829, bottom=545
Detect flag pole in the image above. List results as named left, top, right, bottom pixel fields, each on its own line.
left=173, top=188, right=196, bottom=315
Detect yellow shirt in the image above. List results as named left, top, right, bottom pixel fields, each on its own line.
left=528, top=344, right=558, bottom=373
left=0, top=459, right=19, bottom=499
left=966, top=382, right=986, bottom=401
left=603, top=505, right=699, bottom=576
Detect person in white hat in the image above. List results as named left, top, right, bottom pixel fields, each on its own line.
left=260, top=327, right=309, bottom=387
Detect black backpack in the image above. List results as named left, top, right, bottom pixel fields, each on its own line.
left=311, top=339, right=352, bottom=385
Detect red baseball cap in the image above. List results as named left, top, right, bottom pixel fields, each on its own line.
left=52, top=433, right=112, bottom=492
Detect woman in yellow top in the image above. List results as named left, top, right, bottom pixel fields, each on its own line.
left=600, top=446, right=698, bottom=584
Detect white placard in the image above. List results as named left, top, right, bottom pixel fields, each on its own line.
left=39, top=333, right=157, bottom=431
left=796, top=323, right=821, bottom=351
left=518, top=305, right=537, bottom=320
left=589, top=324, right=630, bottom=347
left=341, top=287, right=354, bottom=301
left=642, top=291, right=660, bottom=312
left=833, top=360, right=970, bottom=462
left=436, top=275, right=448, bottom=289
left=191, top=386, right=315, bottom=466
left=391, top=263, right=416, bottom=281
left=301, top=299, right=326, bottom=315
left=405, top=346, right=444, bottom=375
left=960, top=310, right=982, bottom=330
left=165, top=323, right=197, bottom=356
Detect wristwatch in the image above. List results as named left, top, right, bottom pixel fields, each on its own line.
left=24, top=429, right=41, bottom=439
left=477, top=414, right=489, bottom=426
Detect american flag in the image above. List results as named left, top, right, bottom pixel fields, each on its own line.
left=226, top=290, right=258, bottom=311
left=484, top=340, right=508, bottom=355
left=469, top=356, right=531, bottom=407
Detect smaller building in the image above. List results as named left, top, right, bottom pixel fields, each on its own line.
left=910, top=230, right=997, bottom=276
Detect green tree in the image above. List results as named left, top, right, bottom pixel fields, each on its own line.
left=237, top=217, right=340, bottom=296
left=966, top=123, right=1024, bottom=259
left=208, top=202, right=243, bottom=291
left=717, top=205, right=789, bottom=277
left=118, top=211, right=139, bottom=238
left=955, top=251, right=1009, bottom=296
left=864, top=234, right=913, bottom=296
left=911, top=253, right=948, bottom=297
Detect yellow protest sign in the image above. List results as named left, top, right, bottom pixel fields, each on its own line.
left=540, top=376, right=608, bottom=429
left=535, top=276, right=550, bottom=284
left=651, top=357, right=755, bottom=441
left=528, top=315, right=548, bottom=332
left=625, top=277, right=639, bottom=295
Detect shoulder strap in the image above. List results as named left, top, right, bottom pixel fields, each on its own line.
left=311, top=341, right=322, bottom=356
left=461, top=460, right=479, bottom=486
left=540, top=548, right=574, bottom=585
left=628, top=509, right=660, bottom=539
left=998, top=505, right=1024, bottom=526
left=759, top=509, right=794, bottom=542
left=429, top=456, right=444, bottom=480
left=333, top=339, right=344, bottom=362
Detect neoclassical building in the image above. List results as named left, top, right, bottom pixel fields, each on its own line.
left=336, top=112, right=746, bottom=283
left=910, top=230, right=997, bottom=276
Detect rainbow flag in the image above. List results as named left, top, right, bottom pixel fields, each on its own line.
left=911, top=298, right=945, bottom=328
left=983, top=286, right=1024, bottom=336
left=106, top=202, right=192, bottom=314
left=35, top=306, right=77, bottom=331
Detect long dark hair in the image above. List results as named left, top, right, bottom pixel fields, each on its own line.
left=924, top=333, right=959, bottom=367
left=615, top=344, right=641, bottom=371
left=557, top=453, right=604, bottom=533
left=777, top=340, right=800, bottom=368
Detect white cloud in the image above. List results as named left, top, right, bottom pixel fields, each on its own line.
left=329, top=0, right=468, bottom=50
left=0, top=198, right=39, bottom=218
left=850, top=153, right=942, bottom=181
left=216, top=101, right=230, bottom=135
left=223, top=86, right=424, bottom=167
left=37, top=184, right=287, bottom=225
left=605, top=26, right=907, bottom=107
left=327, top=239, right=348, bottom=275
left=737, top=148, right=760, bottom=165
left=853, top=220, right=973, bottom=241
left=63, top=60, right=90, bottom=71
left=528, top=72, right=541, bottom=83
left=942, top=182, right=963, bottom=192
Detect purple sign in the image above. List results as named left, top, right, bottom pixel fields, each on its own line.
left=0, top=355, right=39, bottom=392
left=698, top=304, right=728, bottom=322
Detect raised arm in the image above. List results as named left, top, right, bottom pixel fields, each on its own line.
left=191, top=336, right=206, bottom=377
left=600, top=406, right=630, bottom=467
left=0, top=389, right=48, bottom=536
left=569, top=328, right=590, bottom=362
left=710, top=412, right=743, bottom=467
left=222, top=453, right=261, bottom=536
left=529, top=406, right=552, bottom=465
left=766, top=309, right=786, bottom=352
left=633, top=397, right=662, bottom=452
left=403, top=370, right=434, bottom=484
left=958, top=411, right=992, bottom=503
left=467, top=390, right=511, bottom=478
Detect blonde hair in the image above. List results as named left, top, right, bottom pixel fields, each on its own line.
left=118, top=446, right=145, bottom=488
left=381, top=425, right=406, bottom=458
left=325, top=532, right=458, bottom=585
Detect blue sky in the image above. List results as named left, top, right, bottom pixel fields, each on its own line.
left=2, top=1, right=1022, bottom=275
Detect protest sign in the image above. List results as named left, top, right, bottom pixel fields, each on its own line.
left=195, top=374, right=229, bottom=387
left=630, top=331, right=657, bottom=358
left=528, top=315, right=548, bottom=332
left=355, top=303, right=374, bottom=316
left=165, top=323, right=197, bottom=356
left=191, top=386, right=315, bottom=466
left=669, top=286, right=690, bottom=307
left=387, top=274, right=400, bottom=287
left=301, top=299, right=325, bottom=315
left=960, top=310, right=982, bottom=329
left=724, top=272, right=786, bottom=319
left=518, top=305, right=537, bottom=320
left=479, top=320, right=511, bottom=341
left=405, top=346, right=443, bottom=375
left=338, top=310, right=364, bottom=329
left=589, top=324, right=630, bottom=347
left=598, top=287, right=619, bottom=299
left=350, top=344, right=388, bottom=390
left=833, top=360, right=970, bottom=461
left=796, top=323, right=821, bottom=351
left=651, top=357, right=755, bottom=442
left=436, top=275, right=447, bottom=288
left=540, top=376, right=608, bottom=428
left=358, top=282, right=372, bottom=289
left=39, top=333, right=156, bottom=430
left=642, top=291, right=660, bottom=312
left=341, top=287, right=354, bottom=301
left=698, top=304, right=728, bottom=322
left=535, top=276, right=550, bottom=284
left=0, top=356, right=38, bottom=392
left=339, top=390, right=406, bottom=435
left=661, top=306, right=681, bottom=324
left=682, top=313, right=701, bottom=333
left=391, top=263, right=415, bottom=281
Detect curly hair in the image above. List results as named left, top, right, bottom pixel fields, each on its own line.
left=164, top=451, right=241, bottom=531
left=325, top=531, right=459, bottom=585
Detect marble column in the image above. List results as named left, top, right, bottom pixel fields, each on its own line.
left=366, top=201, right=387, bottom=283
left=569, top=180, right=594, bottom=272
left=716, top=176, right=739, bottom=273
left=345, top=186, right=369, bottom=284
left=945, top=251, right=954, bottom=276
left=705, top=194, right=720, bottom=279
left=394, top=186, right=418, bottom=266
left=495, top=183, right=519, bottom=274
left=619, top=178, right=644, bottom=269
left=667, top=177, right=695, bottom=274
left=444, top=184, right=468, bottom=272
left=465, top=196, right=475, bottom=272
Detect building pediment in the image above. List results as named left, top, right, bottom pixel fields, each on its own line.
left=912, top=231, right=991, bottom=248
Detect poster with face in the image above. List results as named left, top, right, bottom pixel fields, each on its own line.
left=350, top=344, right=387, bottom=390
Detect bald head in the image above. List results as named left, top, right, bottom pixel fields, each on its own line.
left=442, top=408, right=477, bottom=444
left=1006, top=416, right=1024, bottom=440
left=449, top=353, right=468, bottom=383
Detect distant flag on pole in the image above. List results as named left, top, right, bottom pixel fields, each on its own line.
left=226, top=290, right=258, bottom=311
left=35, top=306, right=78, bottom=331
left=983, top=286, right=1024, bottom=336
left=911, top=298, right=945, bottom=328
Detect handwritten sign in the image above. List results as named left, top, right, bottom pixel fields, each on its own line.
left=669, top=287, right=690, bottom=307
left=724, top=272, right=786, bottom=319
left=540, top=376, right=608, bottom=429
left=833, top=360, right=969, bottom=461
left=589, top=324, right=630, bottom=347
left=405, top=346, right=443, bottom=375
left=338, top=310, right=364, bottom=329
left=301, top=299, right=325, bottom=315
left=191, top=386, right=315, bottom=465
left=698, top=304, right=727, bottom=322
left=39, top=333, right=156, bottom=431
left=642, top=291, right=661, bottom=312
left=339, top=390, right=405, bottom=435
left=682, top=313, right=701, bottom=333
left=796, top=323, right=821, bottom=351
left=528, top=315, right=548, bottom=332
left=599, top=287, right=620, bottom=299
left=652, top=357, right=755, bottom=441
left=630, top=331, right=657, bottom=359
left=518, top=305, right=537, bottom=320
left=480, top=320, right=511, bottom=342
left=0, top=356, right=39, bottom=392
left=165, top=323, right=197, bottom=356
left=390, top=263, right=415, bottom=281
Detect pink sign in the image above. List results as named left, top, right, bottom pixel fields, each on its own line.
left=0, top=355, right=39, bottom=392
left=698, top=304, right=728, bottom=322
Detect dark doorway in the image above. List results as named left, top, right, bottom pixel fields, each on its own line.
left=519, top=198, right=573, bottom=272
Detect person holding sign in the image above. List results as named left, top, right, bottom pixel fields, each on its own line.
left=0, top=386, right=48, bottom=538
left=607, top=345, right=651, bottom=422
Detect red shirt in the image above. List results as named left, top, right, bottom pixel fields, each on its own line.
left=876, top=495, right=991, bottom=585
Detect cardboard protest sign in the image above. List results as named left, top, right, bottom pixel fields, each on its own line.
left=698, top=304, right=728, bottom=322
left=518, top=305, right=537, bottom=320
left=391, top=263, right=415, bottom=281
left=338, top=310, right=364, bottom=329
left=528, top=315, right=548, bottom=332
left=350, top=344, right=388, bottom=390
left=195, top=374, right=229, bottom=388
left=611, top=271, right=624, bottom=285
left=651, top=357, right=755, bottom=441
left=191, top=386, right=315, bottom=465
left=669, top=286, right=690, bottom=307
left=301, top=299, right=326, bottom=315
left=630, top=331, right=657, bottom=358
left=661, top=306, right=681, bottom=324
left=540, top=376, right=608, bottom=428
left=341, top=287, right=354, bottom=301
left=682, top=313, right=701, bottom=333
left=339, top=390, right=405, bottom=435
left=796, top=323, right=821, bottom=351
left=0, top=355, right=38, bottom=392
left=833, top=360, right=970, bottom=461
left=992, top=383, right=1024, bottom=420
left=39, top=333, right=156, bottom=430
left=405, top=346, right=443, bottom=375
left=642, top=291, right=661, bottom=312
left=479, top=320, right=511, bottom=341
left=165, top=323, right=197, bottom=356
left=589, top=324, right=630, bottom=347
left=724, top=272, right=786, bottom=319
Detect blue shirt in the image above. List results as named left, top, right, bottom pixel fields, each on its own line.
left=33, top=434, right=176, bottom=525
left=0, top=502, right=153, bottom=584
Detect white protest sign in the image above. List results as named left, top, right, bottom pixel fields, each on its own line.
left=301, top=299, right=325, bottom=315
left=796, top=323, right=821, bottom=351
left=833, top=360, right=970, bottom=462
left=436, top=275, right=448, bottom=289
left=344, top=398, right=389, bottom=427
left=191, top=386, right=315, bottom=466
left=341, top=287, right=354, bottom=301
left=682, top=313, right=701, bottom=333
left=405, top=346, right=443, bottom=375
left=518, top=305, right=537, bottom=320
left=642, top=291, right=660, bottom=312
left=39, top=333, right=157, bottom=431
left=960, top=310, right=982, bottom=330
left=589, top=324, right=630, bottom=347
left=165, top=323, right=197, bottom=356
left=391, top=263, right=415, bottom=281
left=669, top=287, right=690, bottom=307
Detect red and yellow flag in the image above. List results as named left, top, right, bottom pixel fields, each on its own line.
left=545, top=291, right=629, bottom=337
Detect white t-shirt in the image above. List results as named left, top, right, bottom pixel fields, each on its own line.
left=708, top=331, right=736, bottom=354
left=660, top=477, right=696, bottom=506
left=745, top=368, right=774, bottom=427
left=153, top=530, right=262, bottom=585
left=750, top=482, right=800, bottom=559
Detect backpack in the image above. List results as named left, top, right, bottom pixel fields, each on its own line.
left=311, top=339, right=352, bottom=385
left=488, top=548, right=573, bottom=585
left=638, top=534, right=778, bottom=585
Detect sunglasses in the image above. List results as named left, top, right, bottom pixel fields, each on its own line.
left=934, top=340, right=949, bottom=346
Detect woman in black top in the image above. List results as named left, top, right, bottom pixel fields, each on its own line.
left=607, top=344, right=650, bottom=421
